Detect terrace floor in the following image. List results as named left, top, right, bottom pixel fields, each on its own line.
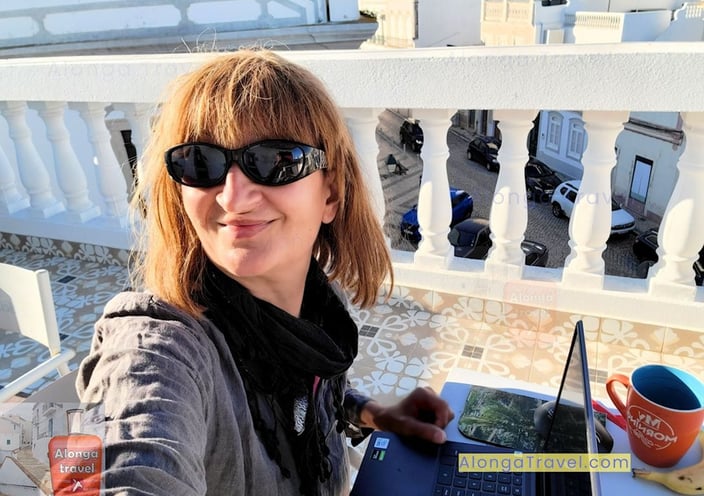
left=1, top=245, right=702, bottom=407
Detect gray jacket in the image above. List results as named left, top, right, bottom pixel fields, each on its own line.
left=77, top=291, right=369, bottom=495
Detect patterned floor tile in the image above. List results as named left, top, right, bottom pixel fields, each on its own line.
left=598, top=318, right=664, bottom=352
left=662, top=327, right=704, bottom=358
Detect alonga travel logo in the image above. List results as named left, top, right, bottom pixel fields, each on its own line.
left=48, top=433, right=103, bottom=494
left=48, top=408, right=103, bottom=495
left=627, top=405, right=677, bottom=450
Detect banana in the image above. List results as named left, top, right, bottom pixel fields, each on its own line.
left=632, top=429, right=704, bottom=495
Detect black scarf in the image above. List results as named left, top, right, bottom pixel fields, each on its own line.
left=198, top=259, right=358, bottom=495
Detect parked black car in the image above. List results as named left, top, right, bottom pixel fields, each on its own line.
left=400, top=119, right=423, bottom=153
left=466, top=135, right=500, bottom=171
left=633, top=228, right=704, bottom=285
left=448, top=218, right=549, bottom=267
left=524, top=158, right=562, bottom=203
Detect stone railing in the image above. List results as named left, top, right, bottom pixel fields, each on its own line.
left=0, top=0, right=357, bottom=52
left=0, top=43, right=702, bottom=332
left=564, top=12, right=624, bottom=29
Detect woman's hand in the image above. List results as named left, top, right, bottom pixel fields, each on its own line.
left=360, top=387, right=455, bottom=444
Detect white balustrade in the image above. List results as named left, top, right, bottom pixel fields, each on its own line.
left=485, top=110, right=536, bottom=279
left=37, top=102, right=101, bottom=223
left=0, top=45, right=701, bottom=332
left=562, top=111, right=629, bottom=288
left=343, top=108, right=387, bottom=232
left=0, top=102, right=65, bottom=218
left=73, top=103, right=129, bottom=225
left=414, top=109, right=455, bottom=267
left=649, top=111, right=704, bottom=299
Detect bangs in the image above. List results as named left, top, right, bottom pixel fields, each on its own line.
left=177, top=53, right=325, bottom=151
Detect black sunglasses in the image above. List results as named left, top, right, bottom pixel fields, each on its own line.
left=164, top=140, right=327, bottom=188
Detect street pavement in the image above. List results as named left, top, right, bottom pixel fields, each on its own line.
left=373, top=110, right=659, bottom=279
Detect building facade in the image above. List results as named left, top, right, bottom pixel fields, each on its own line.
left=481, top=0, right=702, bottom=221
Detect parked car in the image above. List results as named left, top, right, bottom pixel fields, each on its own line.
left=448, top=217, right=549, bottom=267
left=400, top=119, right=423, bottom=153
left=524, top=158, right=562, bottom=203
left=466, top=135, right=500, bottom=171
left=400, top=188, right=474, bottom=244
left=550, top=180, right=635, bottom=235
left=632, top=227, right=704, bottom=285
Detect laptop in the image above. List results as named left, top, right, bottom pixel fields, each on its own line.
left=350, top=320, right=603, bottom=496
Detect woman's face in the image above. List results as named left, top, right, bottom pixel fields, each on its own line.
left=181, top=142, right=338, bottom=301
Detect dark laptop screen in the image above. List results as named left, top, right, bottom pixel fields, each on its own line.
left=541, top=320, right=601, bottom=495
left=543, top=320, right=591, bottom=453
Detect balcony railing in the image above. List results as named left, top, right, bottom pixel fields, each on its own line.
left=0, top=43, right=702, bottom=334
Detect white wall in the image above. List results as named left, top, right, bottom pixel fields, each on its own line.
left=656, top=2, right=704, bottom=41
left=329, top=0, right=360, bottom=21
left=621, top=11, right=672, bottom=40
left=566, top=0, right=684, bottom=12
left=416, top=0, right=482, bottom=47
left=533, top=2, right=568, bottom=42
left=0, top=418, right=21, bottom=451
left=613, top=114, right=683, bottom=218
left=606, top=0, right=684, bottom=11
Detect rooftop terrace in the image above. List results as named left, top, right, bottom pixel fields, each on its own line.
left=1, top=42, right=703, bottom=405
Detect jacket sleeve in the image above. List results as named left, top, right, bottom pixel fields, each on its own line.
left=76, top=293, right=216, bottom=496
left=342, top=384, right=375, bottom=445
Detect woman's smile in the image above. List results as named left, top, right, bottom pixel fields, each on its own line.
left=218, top=218, right=272, bottom=239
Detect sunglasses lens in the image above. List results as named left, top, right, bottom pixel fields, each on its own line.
left=241, top=142, right=307, bottom=185
left=166, top=141, right=324, bottom=187
left=168, top=145, right=227, bottom=187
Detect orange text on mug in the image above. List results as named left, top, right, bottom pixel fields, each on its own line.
left=606, top=364, right=704, bottom=468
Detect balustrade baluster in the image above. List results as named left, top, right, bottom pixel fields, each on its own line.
left=112, top=102, right=153, bottom=183
left=414, top=109, right=455, bottom=267
left=343, top=108, right=387, bottom=233
left=485, top=110, right=535, bottom=279
left=38, top=102, right=100, bottom=222
left=562, top=111, right=628, bottom=288
left=0, top=143, right=29, bottom=214
left=649, top=111, right=704, bottom=300
left=0, top=101, right=64, bottom=217
left=73, top=102, right=129, bottom=225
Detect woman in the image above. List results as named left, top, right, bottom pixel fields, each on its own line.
left=77, top=49, right=453, bottom=495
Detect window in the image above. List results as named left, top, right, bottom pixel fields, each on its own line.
left=567, top=120, right=586, bottom=160
left=630, top=156, right=652, bottom=203
left=547, top=113, right=562, bottom=152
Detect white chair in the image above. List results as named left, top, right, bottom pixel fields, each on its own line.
left=0, top=262, right=75, bottom=401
